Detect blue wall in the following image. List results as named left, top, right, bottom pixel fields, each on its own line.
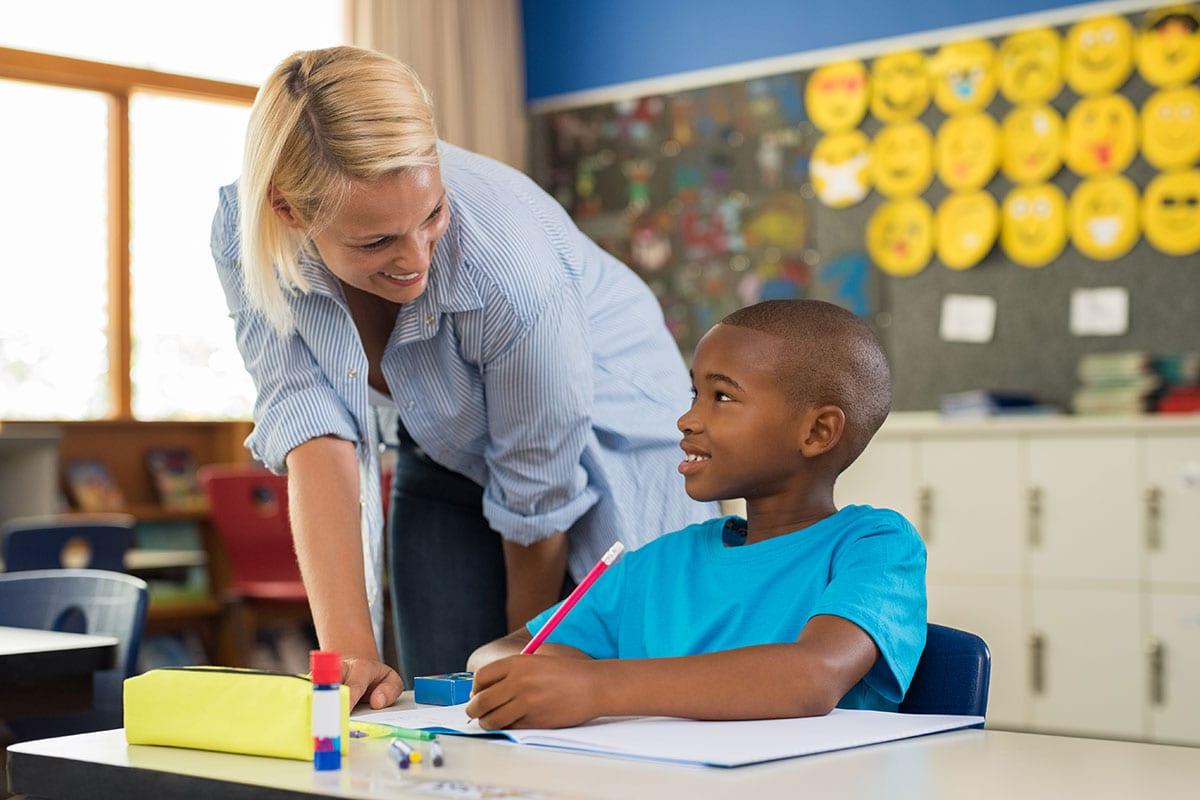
left=521, top=0, right=1099, bottom=102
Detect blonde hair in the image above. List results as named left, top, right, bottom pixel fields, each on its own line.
left=239, top=46, right=439, bottom=333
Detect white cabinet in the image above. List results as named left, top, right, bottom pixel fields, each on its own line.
left=1026, top=436, right=1141, bottom=582
left=1148, top=591, right=1200, bottom=745
left=835, top=439, right=918, bottom=522
left=1029, top=585, right=1144, bottom=739
left=927, top=577, right=1026, bottom=729
left=918, top=438, right=1023, bottom=577
left=1144, top=433, right=1200, bottom=586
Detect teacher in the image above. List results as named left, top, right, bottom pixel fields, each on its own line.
left=210, top=46, right=714, bottom=709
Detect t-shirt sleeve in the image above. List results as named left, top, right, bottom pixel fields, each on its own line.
left=524, top=556, right=627, bottom=660
left=808, top=515, right=928, bottom=704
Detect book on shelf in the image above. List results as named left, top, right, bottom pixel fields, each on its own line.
left=63, top=458, right=127, bottom=512
left=145, top=448, right=208, bottom=512
left=939, top=390, right=1056, bottom=419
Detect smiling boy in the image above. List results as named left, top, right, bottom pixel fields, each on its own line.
left=465, top=300, right=926, bottom=730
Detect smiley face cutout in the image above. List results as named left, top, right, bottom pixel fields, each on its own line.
left=936, top=112, right=1000, bottom=191
left=1002, top=105, right=1064, bottom=184
left=871, top=51, right=931, bottom=122
left=930, top=40, right=997, bottom=113
left=1001, top=184, right=1068, bottom=267
left=1136, top=5, right=1200, bottom=88
left=871, top=121, right=934, bottom=197
left=1142, top=169, right=1200, bottom=255
left=999, top=28, right=1063, bottom=104
left=806, top=61, right=869, bottom=132
left=1069, top=174, right=1141, bottom=260
left=937, top=191, right=1000, bottom=269
left=1065, top=15, right=1135, bottom=95
left=810, top=130, right=872, bottom=208
left=1141, top=86, right=1200, bottom=170
left=1065, top=94, right=1138, bottom=176
left=867, top=197, right=934, bottom=276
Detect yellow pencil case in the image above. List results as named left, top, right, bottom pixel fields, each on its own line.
left=124, top=666, right=350, bottom=761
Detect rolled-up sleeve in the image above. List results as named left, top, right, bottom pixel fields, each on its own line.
left=481, top=280, right=600, bottom=544
left=210, top=189, right=358, bottom=473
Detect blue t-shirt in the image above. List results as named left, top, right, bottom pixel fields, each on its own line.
left=526, top=505, right=927, bottom=711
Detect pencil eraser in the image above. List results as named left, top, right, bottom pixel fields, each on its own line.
left=414, top=672, right=474, bottom=705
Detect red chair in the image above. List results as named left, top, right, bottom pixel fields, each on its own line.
left=198, top=465, right=309, bottom=666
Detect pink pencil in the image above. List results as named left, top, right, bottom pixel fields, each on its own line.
left=522, top=541, right=625, bottom=655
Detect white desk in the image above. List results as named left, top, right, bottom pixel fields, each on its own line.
left=8, top=694, right=1200, bottom=800
left=0, top=627, right=118, bottom=659
left=0, top=626, right=117, bottom=719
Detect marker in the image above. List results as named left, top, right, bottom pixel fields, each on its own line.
left=522, top=541, right=625, bottom=655
left=387, top=726, right=438, bottom=742
left=388, top=739, right=413, bottom=770
left=431, top=739, right=444, bottom=767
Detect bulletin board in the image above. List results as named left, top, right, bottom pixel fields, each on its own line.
left=529, top=4, right=1200, bottom=410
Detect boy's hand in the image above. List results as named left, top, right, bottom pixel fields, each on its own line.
left=465, top=655, right=604, bottom=730
left=341, top=655, right=404, bottom=709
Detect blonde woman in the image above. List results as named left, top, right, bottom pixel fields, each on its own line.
left=211, top=46, right=714, bottom=709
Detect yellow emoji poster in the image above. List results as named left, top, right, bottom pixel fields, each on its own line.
left=936, top=112, right=1000, bottom=191
left=1069, top=174, right=1141, bottom=260
left=810, top=130, right=872, bottom=208
left=1002, top=105, right=1064, bottom=184
left=936, top=191, right=1000, bottom=269
left=1141, top=86, right=1200, bottom=170
left=806, top=61, right=869, bottom=132
left=867, top=197, right=934, bottom=276
left=871, top=50, right=931, bottom=122
left=1137, top=5, right=1200, bottom=87
left=1065, top=15, right=1135, bottom=95
left=1001, top=184, right=1068, bottom=267
left=929, top=40, right=997, bottom=113
left=1142, top=169, right=1200, bottom=255
left=999, top=28, right=1063, bottom=104
left=871, top=121, right=934, bottom=197
left=1065, top=94, right=1138, bottom=175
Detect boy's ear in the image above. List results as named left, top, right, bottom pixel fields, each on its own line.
left=269, top=185, right=304, bottom=229
left=798, top=404, right=846, bottom=458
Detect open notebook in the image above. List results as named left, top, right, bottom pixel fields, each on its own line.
left=352, top=704, right=984, bottom=768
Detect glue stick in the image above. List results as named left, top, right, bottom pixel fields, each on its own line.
left=310, top=650, right=342, bottom=771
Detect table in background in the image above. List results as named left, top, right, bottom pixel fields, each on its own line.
left=0, top=627, right=117, bottom=718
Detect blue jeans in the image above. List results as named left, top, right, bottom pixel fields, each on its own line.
left=386, top=422, right=573, bottom=684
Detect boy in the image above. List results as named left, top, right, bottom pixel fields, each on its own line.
left=465, top=299, right=926, bottom=730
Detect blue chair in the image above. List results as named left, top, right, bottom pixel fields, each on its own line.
left=0, top=569, right=148, bottom=736
left=900, top=623, right=991, bottom=719
left=2, top=514, right=136, bottom=573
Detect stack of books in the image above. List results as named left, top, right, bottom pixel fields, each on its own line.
left=1072, top=352, right=1161, bottom=416
left=1154, top=354, right=1200, bottom=414
left=939, top=390, right=1055, bottom=419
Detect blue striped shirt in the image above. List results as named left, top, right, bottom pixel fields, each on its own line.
left=210, top=142, right=716, bottom=605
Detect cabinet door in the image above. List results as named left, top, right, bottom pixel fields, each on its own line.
left=1148, top=592, right=1200, bottom=745
left=918, top=438, right=1023, bottom=577
left=927, top=577, right=1026, bottom=729
left=1144, top=434, right=1200, bottom=586
left=1030, top=585, right=1144, bottom=739
left=835, top=439, right=917, bottom=522
left=1027, top=436, right=1141, bottom=582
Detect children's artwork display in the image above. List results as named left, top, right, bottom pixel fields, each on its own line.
left=1069, top=174, right=1141, bottom=260
left=1136, top=5, right=1200, bottom=87
left=1141, top=168, right=1200, bottom=254
left=1000, top=183, right=1069, bottom=267
left=1140, top=85, right=1200, bottom=169
left=1064, top=15, right=1135, bottom=96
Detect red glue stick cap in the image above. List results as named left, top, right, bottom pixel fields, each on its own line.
left=310, top=650, right=341, bottom=685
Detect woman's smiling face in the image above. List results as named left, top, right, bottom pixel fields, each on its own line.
left=308, top=166, right=451, bottom=304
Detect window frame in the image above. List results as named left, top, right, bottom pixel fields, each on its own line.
left=0, top=45, right=257, bottom=419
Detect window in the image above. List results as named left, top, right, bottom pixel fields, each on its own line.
left=0, top=2, right=345, bottom=419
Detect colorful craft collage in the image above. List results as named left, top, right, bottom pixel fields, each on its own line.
left=536, top=4, right=1199, bottom=360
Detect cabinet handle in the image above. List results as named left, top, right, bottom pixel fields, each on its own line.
left=1027, top=486, right=1043, bottom=548
left=1030, top=632, right=1046, bottom=695
left=1145, top=486, right=1162, bottom=551
left=1147, top=639, right=1166, bottom=706
left=917, top=486, right=933, bottom=544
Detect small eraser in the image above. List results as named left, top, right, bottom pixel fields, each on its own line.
left=414, top=672, right=474, bottom=705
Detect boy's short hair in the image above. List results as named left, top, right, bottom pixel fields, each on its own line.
left=720, top=299, right=892, bottom=472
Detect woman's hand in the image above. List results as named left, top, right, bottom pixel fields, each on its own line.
left=341, top=654, right=405, bottom=709
left=465, top=655, right=606, bottom=730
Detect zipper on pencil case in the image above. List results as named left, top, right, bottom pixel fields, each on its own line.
left=157, top=666, right=312, bottom=681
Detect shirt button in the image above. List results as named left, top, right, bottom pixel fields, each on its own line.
left=425, top=315, right=435, bottom=325
left=406, top=400, right=415, bottom=411
left=347, top=367, right=359, bottom=379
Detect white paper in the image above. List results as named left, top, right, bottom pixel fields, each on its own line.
left=1070, top=287, right=1129, bottom=336
left=939, top=294, right=997, bottom=343
left=353, top=705, right=983, bottom=768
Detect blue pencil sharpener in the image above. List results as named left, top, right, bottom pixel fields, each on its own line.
left=414, top=672, right=474, bottom=706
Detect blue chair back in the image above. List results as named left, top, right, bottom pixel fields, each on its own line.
left=2, top=515, right=136, bottom=573
left=0, top=569, right=148, bottom=711
left=900, top=623, right=990, bottom=719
